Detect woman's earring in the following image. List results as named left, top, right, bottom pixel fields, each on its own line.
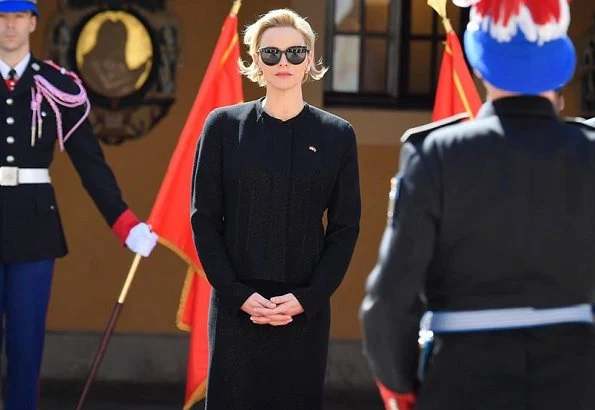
left=303, top=67, right=311, bottom=81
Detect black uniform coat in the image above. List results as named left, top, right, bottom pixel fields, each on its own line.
left=361, top=96, right=595, bottom=410
left=0, top=56, right=130, bottom=262
left=191, top=99, right=361, bottom=409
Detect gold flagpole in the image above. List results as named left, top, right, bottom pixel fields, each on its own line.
left=230, top=0, right=242, bottom=17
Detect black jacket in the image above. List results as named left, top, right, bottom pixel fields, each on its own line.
left=361, top=96, right=595, bottom=393
left=0, top=56, right=130, bottom=262
left=191, top=100, right=361, bottom=316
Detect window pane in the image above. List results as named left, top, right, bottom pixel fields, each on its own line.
left=363, top=38, right=387, bottom=92
left=332, top=35, right=360, bottom=92
left=411, top=0, right=433, bottom=35
left=408, top=41, right=432, bottom=94
left=335, top=0, right=361, bottom=31
left=365, top=0, right=389, bottom=32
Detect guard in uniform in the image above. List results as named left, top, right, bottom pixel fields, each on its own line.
left=0, top=2, right=158, bottom=409
left=360, top=1, right=595, bottom=410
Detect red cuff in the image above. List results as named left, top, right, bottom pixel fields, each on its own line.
left=111, top=209, right=141, bottom=245
left=376, top=380, right=417, bottom=410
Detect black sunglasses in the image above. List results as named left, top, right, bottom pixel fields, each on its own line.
left=257, top=46, right=310, bottom=66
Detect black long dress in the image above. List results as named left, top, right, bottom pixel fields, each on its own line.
left=191, top=99, right=361, bottom=410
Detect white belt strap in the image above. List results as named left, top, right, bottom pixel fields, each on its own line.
left=423, top=304, right=593, bottom=333
left=0, top=167, right=51, bottom=186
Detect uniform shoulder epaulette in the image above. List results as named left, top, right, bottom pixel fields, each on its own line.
left=41, top=60, right=68, bottom=73
left=563, top=116, right=586, bottom=124
left=30, top=60, right=91, bottom=151
left=40, top=60, right=82, bottom=82
left=34, top=60, right=88, bottom=101
left=564, top=116, right=595, bottom=130
left=400, top=112, right=469, bottom=144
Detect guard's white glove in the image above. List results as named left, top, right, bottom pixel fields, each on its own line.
left=125, top=222, right=158, bottom=257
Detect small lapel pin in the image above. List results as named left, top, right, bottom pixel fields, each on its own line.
left=308, top=146, right=317, bottom=153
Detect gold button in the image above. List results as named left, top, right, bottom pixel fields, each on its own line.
left=6, top=98, right=13, bottom=105
left=6, top=155, right=15, bottom=163
left=6, top=136, right=14, bottom=144
left=6, top=117, right=14, bottom=125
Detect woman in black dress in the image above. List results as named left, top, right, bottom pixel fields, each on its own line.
left=191, top=8, right=361, bottom=409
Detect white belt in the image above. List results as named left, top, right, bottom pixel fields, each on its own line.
left=422, top=304, right=593, bottom=333
left=0, top=167, right=51, bottom=186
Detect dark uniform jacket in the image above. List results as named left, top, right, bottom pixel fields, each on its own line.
left=361, top=96, right=595, bottom=393
left=0, top=56, right=130, bottom=262
left=191, top=100, right=361, bottom=315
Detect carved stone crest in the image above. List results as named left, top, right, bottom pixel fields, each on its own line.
left=45, top=0, right=181, bottom=144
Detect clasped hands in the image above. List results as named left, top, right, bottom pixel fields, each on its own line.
left=241, top=292, right=304, bottom=326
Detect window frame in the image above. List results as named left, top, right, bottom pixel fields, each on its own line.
left=323, top=0, right=469, bottom=110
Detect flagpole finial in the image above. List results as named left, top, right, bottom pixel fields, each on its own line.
left=230, top=0, right=241, bottom=17
left=428, top=0, right=453, bottom=34
left=427, top=0, right=448, bottom=18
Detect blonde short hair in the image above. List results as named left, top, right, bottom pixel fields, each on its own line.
left=238, top=9, right=328, bottom=87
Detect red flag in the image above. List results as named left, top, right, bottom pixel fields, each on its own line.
left=147, top=8, right=243, bottom=409
left=432, top=31, right=482, bottom=121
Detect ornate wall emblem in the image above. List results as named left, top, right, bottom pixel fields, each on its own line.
left=46, top=0, right=180, bottom=144
left=580, top=14, right=595, bottom=118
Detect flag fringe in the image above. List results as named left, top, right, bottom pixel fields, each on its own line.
left=183, top=379, right=208, bottom=410
left=176, top=265, right=197, bottom=332
left=156, top=236, right=204, bottom=278
left=154, top=236, right=207, bottom=331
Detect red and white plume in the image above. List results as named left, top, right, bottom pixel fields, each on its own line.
left=454, top=0, right=571, bottom=45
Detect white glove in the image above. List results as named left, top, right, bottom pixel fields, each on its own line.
left=125, top=222, right=158, bottom=257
